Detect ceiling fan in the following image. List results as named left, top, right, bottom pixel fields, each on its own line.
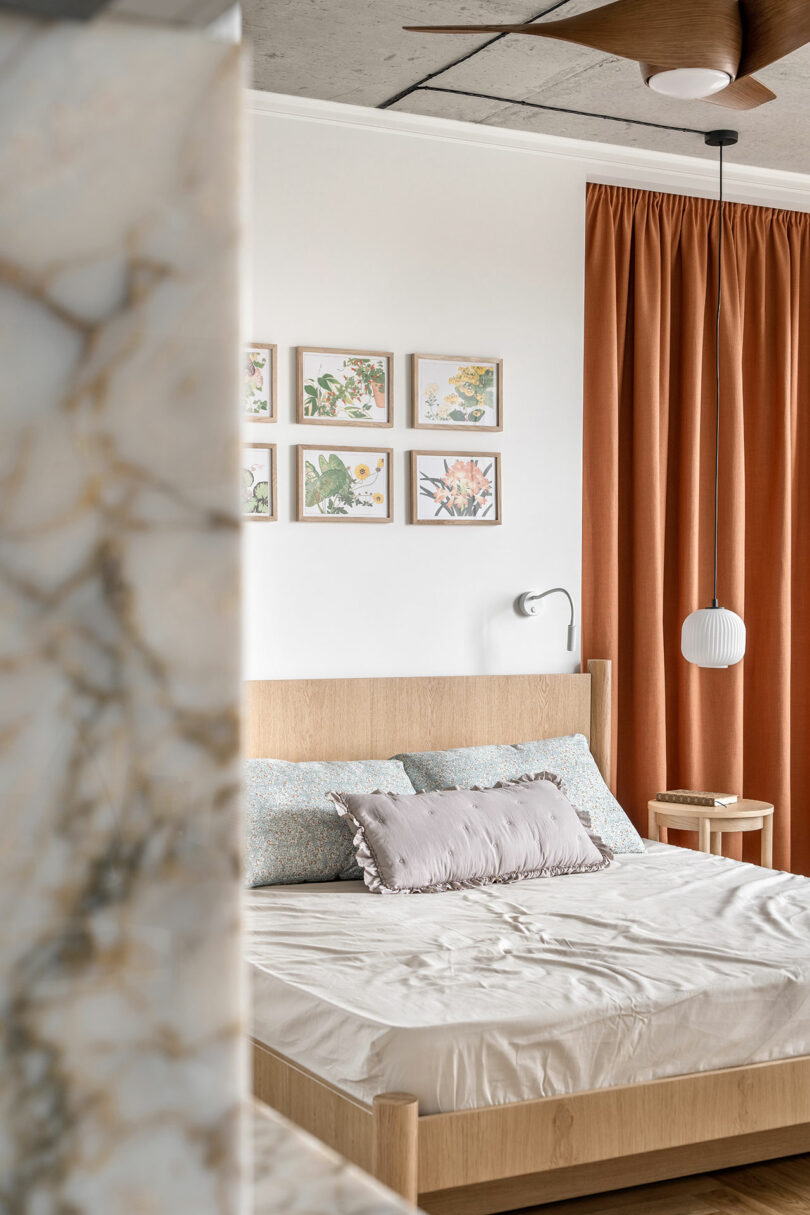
left=404, top=0, right=810, bottom=110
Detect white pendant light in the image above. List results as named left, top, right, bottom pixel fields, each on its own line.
left=681, top=131, right=746, bottom=670
left=682, top=606, right=745, bottom=669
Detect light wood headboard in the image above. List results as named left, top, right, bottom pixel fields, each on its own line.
left=244, top=659, right=612, bottom=786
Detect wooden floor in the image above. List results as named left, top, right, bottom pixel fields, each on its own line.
left=518, top=1154, right=810, bottom=1214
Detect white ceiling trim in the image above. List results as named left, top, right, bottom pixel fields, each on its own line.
left=247, top=88, right=810, bottom=210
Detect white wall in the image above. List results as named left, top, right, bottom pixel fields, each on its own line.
left=245, top=93, right=810, bottom=682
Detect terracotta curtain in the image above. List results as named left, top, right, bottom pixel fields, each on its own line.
left=582, top=183, right=810, bottom=873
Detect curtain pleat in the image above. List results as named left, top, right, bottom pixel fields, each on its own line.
left=583, top=183, right=810, bottom=873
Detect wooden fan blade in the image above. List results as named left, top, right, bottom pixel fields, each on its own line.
left=703, top=75, right=777, bottom=109
left=537, top=0, right=742, bottom=74
left=738, top=0, right=810, bottom=76
left=409, top=0, right=744, bottom=76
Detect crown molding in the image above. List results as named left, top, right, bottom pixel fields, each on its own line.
left=246, top=89, right=810, bottom=209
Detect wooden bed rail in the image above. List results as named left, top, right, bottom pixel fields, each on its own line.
left=416, top=1054, right=810, bottom=1191
left=253, top=1039, right=810, bottom=1212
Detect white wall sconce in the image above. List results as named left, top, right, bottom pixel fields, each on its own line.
left=516, top=587, right=577, bottom=652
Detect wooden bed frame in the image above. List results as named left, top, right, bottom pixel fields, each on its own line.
left=245, top=660, right=810, bottom=1212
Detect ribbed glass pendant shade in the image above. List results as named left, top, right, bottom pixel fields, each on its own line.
left=681, top=607, right=746, bottom=668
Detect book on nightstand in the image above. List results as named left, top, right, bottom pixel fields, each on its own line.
left=655, top=790, right=738, bottom=807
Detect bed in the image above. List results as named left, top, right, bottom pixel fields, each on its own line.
left=245, top=662, right=810, bottom=1212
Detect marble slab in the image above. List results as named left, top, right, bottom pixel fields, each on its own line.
left=251, top=1100, right=422, bottom=1215
left=0, top=13, right=243, bottom=1213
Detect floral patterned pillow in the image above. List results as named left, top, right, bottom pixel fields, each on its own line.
left=513, top=736, right=645, bottom=854
left=244, top=758, right=416, bottom=887
left=392, top=744, right=529, bottom=794
left=394, top=735, right=645, bottom=855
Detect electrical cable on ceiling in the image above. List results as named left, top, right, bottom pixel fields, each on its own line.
left=378, top=0, right=572, bottom=110
left=419, top=84, right=706, bottom=136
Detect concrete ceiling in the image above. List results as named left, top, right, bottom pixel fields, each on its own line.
left=243, top=0, right=810, bottom=173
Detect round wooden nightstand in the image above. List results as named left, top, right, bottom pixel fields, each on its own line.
left=647, top=799, right=774, bottom=867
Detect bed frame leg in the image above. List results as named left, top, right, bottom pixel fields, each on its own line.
left=372, top=1092, right=419, bottom=1203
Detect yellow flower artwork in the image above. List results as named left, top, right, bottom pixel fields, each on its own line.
left=414, top=356, right=501, bottom=430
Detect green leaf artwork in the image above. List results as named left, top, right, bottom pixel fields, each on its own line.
left=303, top=451, right=387, bottom=518
left=301, top=353, right=387, bottom=421
left=242, top=450, right=273, bottom=517
left=241, top=467, right=255, bottom=514
left=306, top=460, right=351, bottom=508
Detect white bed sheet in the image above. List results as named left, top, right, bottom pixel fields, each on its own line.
left=246, top=842, right=810, bottom=1115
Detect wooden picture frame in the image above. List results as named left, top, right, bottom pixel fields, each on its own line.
left=411, top=354, right=503, bottom=432
left=410, top=450, right=501, bottom=525
left=243, top=342, right=277, bottom=422
left=297, top=346, right=394, bottom=427
left=242, top=443, right=277, bottom=522
left=297, top=444, right=393, bottom=523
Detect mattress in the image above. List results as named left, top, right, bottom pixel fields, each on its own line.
left=246, top=842, right=810, bottom=1115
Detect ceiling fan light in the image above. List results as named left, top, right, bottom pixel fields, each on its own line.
left=648, top=68, right=732, bottom=100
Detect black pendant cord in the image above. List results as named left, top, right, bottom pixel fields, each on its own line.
left=712, top=141, right=723, bottom=610
left=703, top=129, right=738, bottom=608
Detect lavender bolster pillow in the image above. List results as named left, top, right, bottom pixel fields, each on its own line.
left=327, top=772, right=612, bottom=895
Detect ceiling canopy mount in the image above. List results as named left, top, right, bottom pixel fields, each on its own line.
left=704, top=129, right=740, bottom=148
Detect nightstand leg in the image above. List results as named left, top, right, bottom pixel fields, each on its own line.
left=761, top=815, right=774, bottom=868
left=648, top=808, right=659, bottom=842
left=698, top=817, right=711, bottom=853
left=710, top=831, right=722, bottom=856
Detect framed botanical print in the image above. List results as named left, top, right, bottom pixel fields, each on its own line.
left=297, top=445, right=393, bottom=522
left=242, top=443, right=277, bottom=521
left=412, top=354, right=502, bottom=431
left=410, top=450, right=501, bottom=525
left=297, top=347, right=393, bottom=427
left=243, top=343, right=277, bottom=421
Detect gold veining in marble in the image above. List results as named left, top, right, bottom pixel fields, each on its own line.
left=0, top=14, right=242, bottom=1212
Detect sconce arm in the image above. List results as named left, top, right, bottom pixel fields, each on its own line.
left=516, top=587, right=577, bottom=652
